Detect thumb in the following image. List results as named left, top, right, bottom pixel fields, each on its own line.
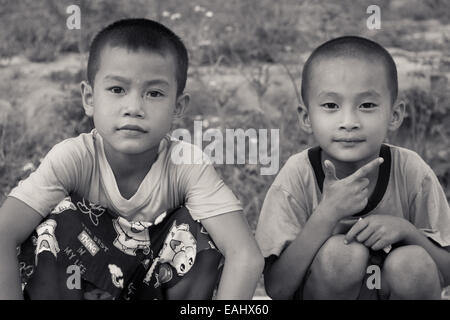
left=324, top=160, right=338, bottom=181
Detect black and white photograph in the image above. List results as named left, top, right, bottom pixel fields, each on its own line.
left=0, top=0, right=449, bottom=309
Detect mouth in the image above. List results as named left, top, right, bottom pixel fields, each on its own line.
left=333, top=138, right=366, bottom=143
left=333, top=138, right=366, bottom=147
left=117, top=125, right=148, bottom=133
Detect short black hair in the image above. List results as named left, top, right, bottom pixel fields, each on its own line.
left=301, top=36, right=398, bottom=106
left=87, top=18, right=188, bottom=95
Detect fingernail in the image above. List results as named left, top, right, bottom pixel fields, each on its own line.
left=343, top=239, right=348, bottom=245
left=379, top=158, right=384, bottom=163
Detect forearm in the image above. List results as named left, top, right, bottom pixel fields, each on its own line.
left=264, top=206, right=338, bottom=299
left=404, top=228, right=450, bottom=285
left=215, top=251, right=264, bottom=300
left=0, top=242, right=24, bottom=299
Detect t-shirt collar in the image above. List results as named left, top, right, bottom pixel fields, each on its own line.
left=307, top=144, right=391, bottom=217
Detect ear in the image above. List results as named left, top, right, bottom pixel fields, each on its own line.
left=388, top=100, right=405, bottom=132
left=80, top=81, right=94, bottom=117
left=297, top=104, right=313, bottom=134
left=174, top=92, right=190, bottom=119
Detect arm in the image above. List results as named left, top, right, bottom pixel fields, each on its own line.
left=264, top=204, right=337, bottom=299
left=345, top=164, right=450, bottom=285
left=264, top=158, right=384, bottom=299
left=345, top=215, right=450, bottom=285
left=200, top=210, right=264, bottom=300
left=0, top=197, right=43, bottom=299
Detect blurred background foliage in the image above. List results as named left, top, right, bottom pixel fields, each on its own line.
left=0, top=0, right=449, bottom=230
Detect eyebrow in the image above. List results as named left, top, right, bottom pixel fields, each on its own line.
left=317, top=91, right=341, bottom=99
left=355, top=90, right=381, bottom=99
left=103, top=75, right=170, bottom=87
left=316, top=90, right=381, bottom=100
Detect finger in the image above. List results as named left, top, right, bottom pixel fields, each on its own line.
left=371, top=239, right=389, bottom=251
left=364, top=232, right=380, bottom=248
left=323, top=160, right=338, bottom=181
left=360, top=187, right=368, bottom=198
left=344, top=218, right=368, bottom=244
left=349, top=157, right=384, bottom=181
left=355, top=223, right=375, bottom=243
left=359, top=178, right=369, bottom=189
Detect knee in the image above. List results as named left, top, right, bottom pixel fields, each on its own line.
left=313, top=235, right=369, bottom=289
left=383, top=245, right=440, bottom=298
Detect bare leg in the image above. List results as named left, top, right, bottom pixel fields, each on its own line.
left=381, top=245, right=442, bottom=300
left=303, top=234, right=369, bottom=299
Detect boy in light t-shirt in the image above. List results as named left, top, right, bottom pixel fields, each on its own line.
left=0, top=18, right=263, bottom=300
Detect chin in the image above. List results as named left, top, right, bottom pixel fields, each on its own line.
left=326, top=147, right=374, bottom=164
left=113, top=142, right=156, bottom=155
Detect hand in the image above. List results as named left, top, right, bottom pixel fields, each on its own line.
left=344, top=215, right=416, bottom=250
left=319, top=157, right=384, bottom=222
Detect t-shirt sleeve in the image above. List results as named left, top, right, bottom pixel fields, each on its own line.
left=8, top=140, right=81, bottom=218
left=255, top=185, right=304, bottom=258
left=410, top=167, right=450, bottom=248
left=177, top=145, right=242, bottom=220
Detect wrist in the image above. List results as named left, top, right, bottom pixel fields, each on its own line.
left=401, top=221, right=421, bottom=244
left=314, top=202, right=340, bottom=227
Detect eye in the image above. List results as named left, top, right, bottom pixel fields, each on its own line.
left=360, top=102, right=378, bottom=109
left=108, top=86, right=125, bottom=94
left=321, top=103, right=339, bottom=110
left=146, top=91, right=164, bottom=98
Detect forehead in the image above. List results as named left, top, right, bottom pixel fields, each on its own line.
left=309, top=57, right=390, bottom=97
left=96, top=46, right=177, bottom=83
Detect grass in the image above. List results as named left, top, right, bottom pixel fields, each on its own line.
left=0, top=0, right=449, bottom=299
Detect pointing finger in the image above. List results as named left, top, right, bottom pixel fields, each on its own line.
left=349, top=157, right=384, bottom=181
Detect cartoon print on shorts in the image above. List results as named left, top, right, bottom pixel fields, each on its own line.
left=35, top=219, right=60, bottom=265
left=50, top=196, right=77, bottom=215
left=108, top=264, right=124, bottom=289
left=143, top=220, right=197, bottom=287
left=112, top=217, right=152, bottom=256
left=77, top=198, right=105, bottom=226
left=159, top=221, right=197, bottom=276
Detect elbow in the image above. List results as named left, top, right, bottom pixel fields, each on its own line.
left=225, top=244, right=265, bottom=275
left=263, top=268, right=292, bottom=300
left=254, top=249, right=265, bottom=275
left=264, top=277, right=282, bottom=300
left=242, top=245, right=265, bottom=275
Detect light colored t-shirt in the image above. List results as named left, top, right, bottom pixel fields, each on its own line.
left=10, top=129, right=242, bottom=222
left=255, top=144, right=450, bottom=258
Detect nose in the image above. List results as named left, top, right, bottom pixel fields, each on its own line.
left=122, top=91, right=144, bottom=118
left=338, top=108, right=360, bottom=131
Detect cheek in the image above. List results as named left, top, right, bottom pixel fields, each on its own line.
left=147, top=102, right=176, bottom=120
left=309, top=114, right=333, bottom=133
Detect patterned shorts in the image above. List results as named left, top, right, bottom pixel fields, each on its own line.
left=18, top=193, right=222, bottom=300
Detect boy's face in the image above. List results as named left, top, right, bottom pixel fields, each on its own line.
left=302, top=57, right=401, bottom=164
left=81, top=46, right=187, bottom=157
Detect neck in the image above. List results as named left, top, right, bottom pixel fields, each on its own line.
left=104, top=145, right=159, bottom=180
